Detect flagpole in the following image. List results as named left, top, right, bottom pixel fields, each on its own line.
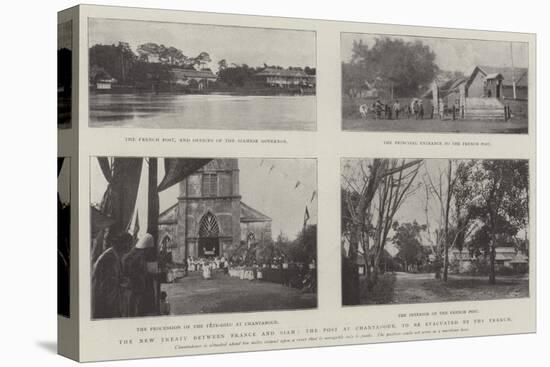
left=510, top=42, right=516, bottom=99
left=147, top=158, right=160, bottom=315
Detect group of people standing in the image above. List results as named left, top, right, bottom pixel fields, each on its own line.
left=359, top=98, right=427, bottom=120
left=92, top=232, right=158, bottom=319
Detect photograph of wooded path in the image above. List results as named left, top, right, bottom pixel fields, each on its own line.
left=341, top=158, right=529, bottom=306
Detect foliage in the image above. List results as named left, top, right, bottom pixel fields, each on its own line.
left=277, top=225, right=317, bottom=264
left=361, top=273, right=396, bottom=305
left=217, top=64, right=257, bottom=87
left=392, top=221, right=428, bottom=270
left=461, top=160, right=529, bottom=282
left=89, top=42, right=137, bottom=83
left=343, top=37, right=439, bottom=98
left=341, top=159, right=423, bottom=303
left=254, top=225, right=317, bottom=265
left=89, top=41, right=315, bottom=92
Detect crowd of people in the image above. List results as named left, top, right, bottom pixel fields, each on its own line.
left=92, top=235, right=318, bottom=319
left=166, top=255, right=317, bottom=292
left=359, top=99, right=426, bottom=120
left=359, top=98, right=466, bottom=121
left=224, top=258, right=317, bottom=292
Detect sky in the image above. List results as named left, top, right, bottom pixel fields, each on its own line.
left=342, top=158, right=447, bottom=229
left=89, top=18, right=316, bottom=72
left=90, top=158, right=317, bottom=241
left=343, top=159, right=467, bottom=256
left=341, top=33, right=528, bottom=74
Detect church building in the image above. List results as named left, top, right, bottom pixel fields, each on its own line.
left=158, top=159, right=272, bottom=263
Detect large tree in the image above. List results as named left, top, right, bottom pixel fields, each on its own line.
left=344, top=37, right=439, bottom=98
left=392, top=221, right=428, bottom=272
left=462, top=160, right=529, bottom=284
left=89, top=42, right=137, bottom=83
left=341, top=158, right=422, bottom=304
left=217, top=64, right=256, bottom=87
left=136, top=42, right=161, bottom=63
left=193, top=51, right=212, bottom=70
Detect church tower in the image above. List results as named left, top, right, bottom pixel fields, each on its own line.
left=172, top=159, right=241, bottom=263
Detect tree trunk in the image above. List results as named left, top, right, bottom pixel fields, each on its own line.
left=489, top=230, right=497, bottom=285
left=372, top=255, right=380, bottom=285
left=147, top=158, right=160, bottom=315
left=343, top=228, right=360, bottom=305
left=443, top=160, right=453, bottom=282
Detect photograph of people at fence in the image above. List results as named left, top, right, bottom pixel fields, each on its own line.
left=341, top=33, right=529, bottom=134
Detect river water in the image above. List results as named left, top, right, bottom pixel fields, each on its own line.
left=89, top=93, right=316, bottom=131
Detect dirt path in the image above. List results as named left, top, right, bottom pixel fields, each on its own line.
left=162, top=271, right=316, bottom=315
left=342, top=118, right=528, bottom=134
left=391, top=272, right=529, bottom=304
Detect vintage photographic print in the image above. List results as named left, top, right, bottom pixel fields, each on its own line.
left=88, top=18, right=316, bottom=130
left=58, top=21, right=72, bottom=129
left=341, top=33, right=529, bottom=134
left=90, top=157, right=317, bottom=319
left=341, top=158, right=529, bottom=306
left=58, top=157, right=71, bottom=317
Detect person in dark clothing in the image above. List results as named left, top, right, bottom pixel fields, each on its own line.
left=91, top=232, right=132, bottom=319
left=419, top=101, right=425, bottom=120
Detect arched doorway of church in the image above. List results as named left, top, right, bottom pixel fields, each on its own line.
left=198, top=212, right=220, bottom=258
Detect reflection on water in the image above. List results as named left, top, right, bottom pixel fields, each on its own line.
left=89, top=93, right=316, bottom=131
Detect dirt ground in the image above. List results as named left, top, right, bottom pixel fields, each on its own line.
left=342, top=117, right=528, bottom=134
left=161, top=270, right=317, bottom=315
left=387, top=272, right=529, bottom=305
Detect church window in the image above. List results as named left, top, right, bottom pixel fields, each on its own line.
left=202, top=173, right=218, bottom=197
left=199, top=212, right=220, bottom=237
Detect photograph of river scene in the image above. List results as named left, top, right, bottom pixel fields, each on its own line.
left=88, top=18, right=316, bottom=130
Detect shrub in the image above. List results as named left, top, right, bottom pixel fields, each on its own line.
left=361, top=273, right=396, bottom=304
left=497, top=266, right=517, bottom=276
left=468, top=258, right=490, bottom=276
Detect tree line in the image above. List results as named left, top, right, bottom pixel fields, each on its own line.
left=249, top=225, right=317, bottom=266
left=89, top=42, right=315, bottom=88
left=341, top=159, right=529, bottom=305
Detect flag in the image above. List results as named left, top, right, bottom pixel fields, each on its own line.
left=294, top=180, right=301, bottom=189
left=269, top=164, right=275, bottom=173
left=132, top=211, right=140, bottom=239
left=303, top=206, right=310, bottom=228
left=157, top=158, right=211, bottom=192
left=310, top=190, right=317, bottom=202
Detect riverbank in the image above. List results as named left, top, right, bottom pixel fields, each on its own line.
left=91, top=85, right=315, bottom=97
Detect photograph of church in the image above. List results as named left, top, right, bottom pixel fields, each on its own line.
left=90, top=156, right=317, bottom=319
left=157, top=159, right=273, bottom=263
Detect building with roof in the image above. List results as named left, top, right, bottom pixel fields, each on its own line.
left=423, top=65, right=528, bottom=120
left=450, top=247, right=528, bottom=274
left=254, top=67, right=315, bottom=88
left=170, top=67, right=217, bottom=90
left=468, top=66, right=528, bottom=100
left=158, top=159, right=272, bottom=263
